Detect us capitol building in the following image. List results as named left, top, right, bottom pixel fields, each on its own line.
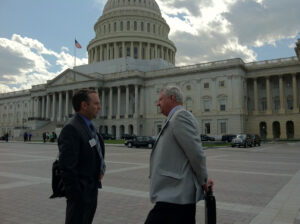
left=1, top=0, right=300, bottom=140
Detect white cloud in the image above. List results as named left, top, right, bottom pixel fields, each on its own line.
left=156, top=0, right=300, bottom=65
left=0, top=34, right=87, bottom=93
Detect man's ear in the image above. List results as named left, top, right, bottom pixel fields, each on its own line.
left=81, top=101, right=88, bottom=110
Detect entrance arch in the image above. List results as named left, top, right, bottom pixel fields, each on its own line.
left=111, top=125, right=116, bottom=137
left=272, top=121, right=281, bottom=139
left=259, top=122, right=267, bottom=140
left=286, top=121, right=294, bottom=139
left=119, top=125, right=125, bottom=138
left=128, top=125, right=134, bottom=135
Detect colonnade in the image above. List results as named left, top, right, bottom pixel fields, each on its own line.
left=30, top=85, right=144, bottom=122
left=88, top=41, right=175, bottom=64
left=250, top=73, right=299, bottom=114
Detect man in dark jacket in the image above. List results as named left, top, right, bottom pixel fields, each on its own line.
left=58, top=89, right=105, bottom=224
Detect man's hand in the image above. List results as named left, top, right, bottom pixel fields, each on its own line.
left=100, top=174, right=104, bottom=181
left=202, top=178, right=214, bottom=193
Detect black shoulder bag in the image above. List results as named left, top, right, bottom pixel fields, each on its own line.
left=205, top=186, right=216, bottom=224
left=49, top=157, right=65, bottom=199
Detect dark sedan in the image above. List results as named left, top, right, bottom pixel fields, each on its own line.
left=125, top=136, right=155, bottom=148
left=201, top=134, right=215, bottom=141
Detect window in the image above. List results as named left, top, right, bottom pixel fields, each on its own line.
left=274, top=97, right=280, bottom=111
left=127, top=21, right=130, bottom=30
left=203, top=121, right=211, bottom=134
left=261, top=98, right=267, bottom=111
left=119, top=47, right=122, bottom=57
left=153, top=24, right=156, bottom=33
left=204, top=82, right=209, bottom=88
left=218, top=120, right=227, bottom=134
left=104, top=25, right=106, bottom=33
left=219, top=80, right=225, bottom=87
left=141, top=22, right=144, bottom=31
left=134, top=47, right=138, bottom=59
left=147, top=23, right=150, bottom=32
left=114, top=22, right=117, bottom=31
left=108, top=24, right=111, bottom=32
left=204, top=99, right=211, bottom=112
left=126, top=47, right=130, bottom=56
left=287, top=96, right=293, bottom=110
left=219, top=99, right=226, bottom=111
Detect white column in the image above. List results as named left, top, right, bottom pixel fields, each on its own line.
left=131, top=42, right=134, bottom=58
left=109, top=87, right=112, bottom=119
left=52, top=93, right=56, bottom=121
left=279, top=75, right=285, bottom=114
left=139, top=42, right=142, bottom=59
left=122, top=42, right=126, bottom=58
left=106, top=43, right=110, bottom=60
left=100, top=45, right=103, bottom=61
left=72, top=90, right=76, bottom=114
left=293, top=73, right=299, bottom=112
left=117, top=86, right=121, bottom=119
left=147, top=43, right=150, bottom=60
left=134, top=85, right=139, bottom=118
left=140, top=86, right=144, bottom=116
left=114, top=42, right=118, bottom=59
left=46, top=95, right=50, bottom=119
left=101, top=89, right=105, bottom=117
left=41, top=96, right=45, bottom=119
left=266, top=77, right=272, bottom=114
left=253, top=78, right=258, bottom=114
left=57, top=92, right=62, bottom=121
left=65, top=91, right=69, bottom=120
left=125, top=85, right=129, bottom=118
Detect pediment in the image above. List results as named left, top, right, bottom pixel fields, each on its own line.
left=47, top=69, right=95, bottom=86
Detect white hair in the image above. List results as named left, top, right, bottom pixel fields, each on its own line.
left=160, top=86, right=183, bottom=103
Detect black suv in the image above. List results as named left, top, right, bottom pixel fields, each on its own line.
left=121, top=134, right=136, bottom=140
left=221, top=134, right=236, bottom=143
left=231, top=134, right=253, bottom=148
left=125, top=136, right=155, bottom=148
left=101, top=133, right=115, bottom=140
left=252, top=134, right=261, bottom=146
left=201, top=134, right=215, bottom=141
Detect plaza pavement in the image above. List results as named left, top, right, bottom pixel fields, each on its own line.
left=0, top=141, right=300, bottom=224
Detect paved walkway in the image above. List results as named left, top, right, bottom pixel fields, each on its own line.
left=0, top=141, right=300, bottom=223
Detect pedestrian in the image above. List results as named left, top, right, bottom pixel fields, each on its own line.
left=145, top=86, right=214, bottom=224
left=24, top=132, right=28, bottom=142
left=5, top=133, right=9, bottom=142
left=58, top=89, right=105, bottom=224
left=42, top=132, right=46, bottom=143
left=28, top=133, right=32, bottom=141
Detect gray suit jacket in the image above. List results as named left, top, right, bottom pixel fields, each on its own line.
left=149, top=108, right=208, bottom=204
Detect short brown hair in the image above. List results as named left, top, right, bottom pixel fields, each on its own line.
left=72, top=89, right=97, bottom=112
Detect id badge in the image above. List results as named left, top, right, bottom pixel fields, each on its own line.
left=89, top=138, right=97, bottom=148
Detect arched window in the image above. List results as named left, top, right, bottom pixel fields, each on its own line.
left=203, top=97, right=211, bottom=112
left=147, top=23, right=150, bottom=32
left=141, top=22, right=144, bottom=31
left=114, top=22, right=117, bottom=31
left=127, top=21, right=130, bottom=30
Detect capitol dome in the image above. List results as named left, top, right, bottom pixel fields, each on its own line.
left=87, top=0, right=176, bottom=65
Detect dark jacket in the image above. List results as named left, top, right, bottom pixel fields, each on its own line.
left=58, top=114, right=105, bottom=202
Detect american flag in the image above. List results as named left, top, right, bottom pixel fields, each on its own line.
left=75, top=39, right=82, bottom=49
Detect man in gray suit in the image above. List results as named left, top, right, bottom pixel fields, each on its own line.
left=145, top=86, right=214, bottom=224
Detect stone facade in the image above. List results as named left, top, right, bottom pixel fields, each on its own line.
left=0, top=0, right=300, bottom=140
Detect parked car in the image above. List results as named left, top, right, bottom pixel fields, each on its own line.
left=231, top=134, right=253, bottom=148
left=201, top=134, right=215, bottom=141
left=252, top=134, right=261, bottom=146
left=101, top=133, right=115, bottom=140
left=121, top=134, right=136, bottom=140
left=221, top=134, right=237, bottom=143
left=124, top=136, right=155, bottom=148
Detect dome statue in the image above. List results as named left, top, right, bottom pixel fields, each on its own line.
left=87, top=0, right=176, bottom=65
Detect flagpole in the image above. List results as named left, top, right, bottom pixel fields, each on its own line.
left=74, top=38, right=76, bottom=68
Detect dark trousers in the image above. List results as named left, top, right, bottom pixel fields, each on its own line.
left=145, top=202, right=196, bottom=224
left=65, top=196, right=97, bottom=224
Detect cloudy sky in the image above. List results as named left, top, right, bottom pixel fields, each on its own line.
left=0, top=0, right=299, bottom=93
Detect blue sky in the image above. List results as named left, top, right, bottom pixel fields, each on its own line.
left=0, top=0, right=300, bottom=93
